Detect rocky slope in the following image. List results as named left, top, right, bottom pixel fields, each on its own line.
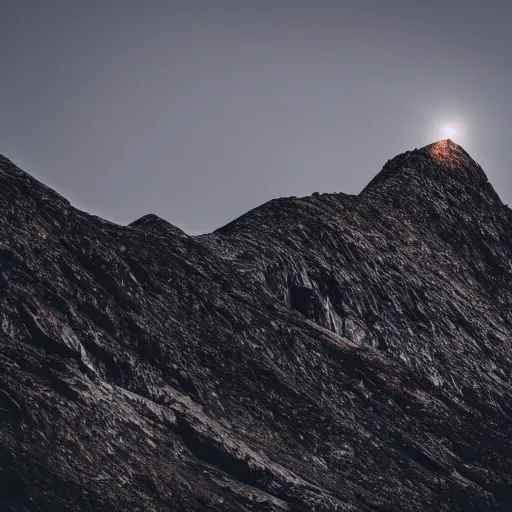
left=1, top=140, right=512, bottom=511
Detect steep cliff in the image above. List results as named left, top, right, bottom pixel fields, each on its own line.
left=1, top=141, right=511, bottom=511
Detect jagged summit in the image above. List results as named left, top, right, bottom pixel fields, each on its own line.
left=360, top=140, right=498, bottom=210
left=363, top=139, right=489, bottom=191
left=420, top=139, right=487, bottom=177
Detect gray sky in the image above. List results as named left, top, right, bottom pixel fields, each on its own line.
left=1, top=0, right=511, bottom=234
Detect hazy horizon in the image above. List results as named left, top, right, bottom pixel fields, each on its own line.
left=1, top=0, right=511, bottom=234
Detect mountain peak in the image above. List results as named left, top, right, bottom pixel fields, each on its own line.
left=360, top=140, right=494, bottom=204
left=129, top=213, right=187, bottom=238
left=421, top=139, right=477, bottom=167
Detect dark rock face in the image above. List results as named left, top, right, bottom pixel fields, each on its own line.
left=1, top=140, right=512, bottom=511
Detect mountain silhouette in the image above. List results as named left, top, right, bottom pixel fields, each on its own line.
left=1, top=142, right=511, bottom=511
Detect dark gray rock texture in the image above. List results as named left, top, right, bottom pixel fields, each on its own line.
left=1, top=140, right=512, bottom=511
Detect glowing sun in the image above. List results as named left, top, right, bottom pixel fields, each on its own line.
left=439, top=122, right=459, bottom=141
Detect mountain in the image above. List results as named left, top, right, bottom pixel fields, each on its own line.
left=1, top=140, right=512, bottom=511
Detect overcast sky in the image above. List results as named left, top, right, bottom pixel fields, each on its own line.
left=1, top=0, right=511, bottom=233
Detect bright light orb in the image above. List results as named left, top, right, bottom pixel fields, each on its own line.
left=440, top=122, right=457, bottom=141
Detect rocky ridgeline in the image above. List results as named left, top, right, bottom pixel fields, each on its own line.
left=1, top=141, right=512, bottom=511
